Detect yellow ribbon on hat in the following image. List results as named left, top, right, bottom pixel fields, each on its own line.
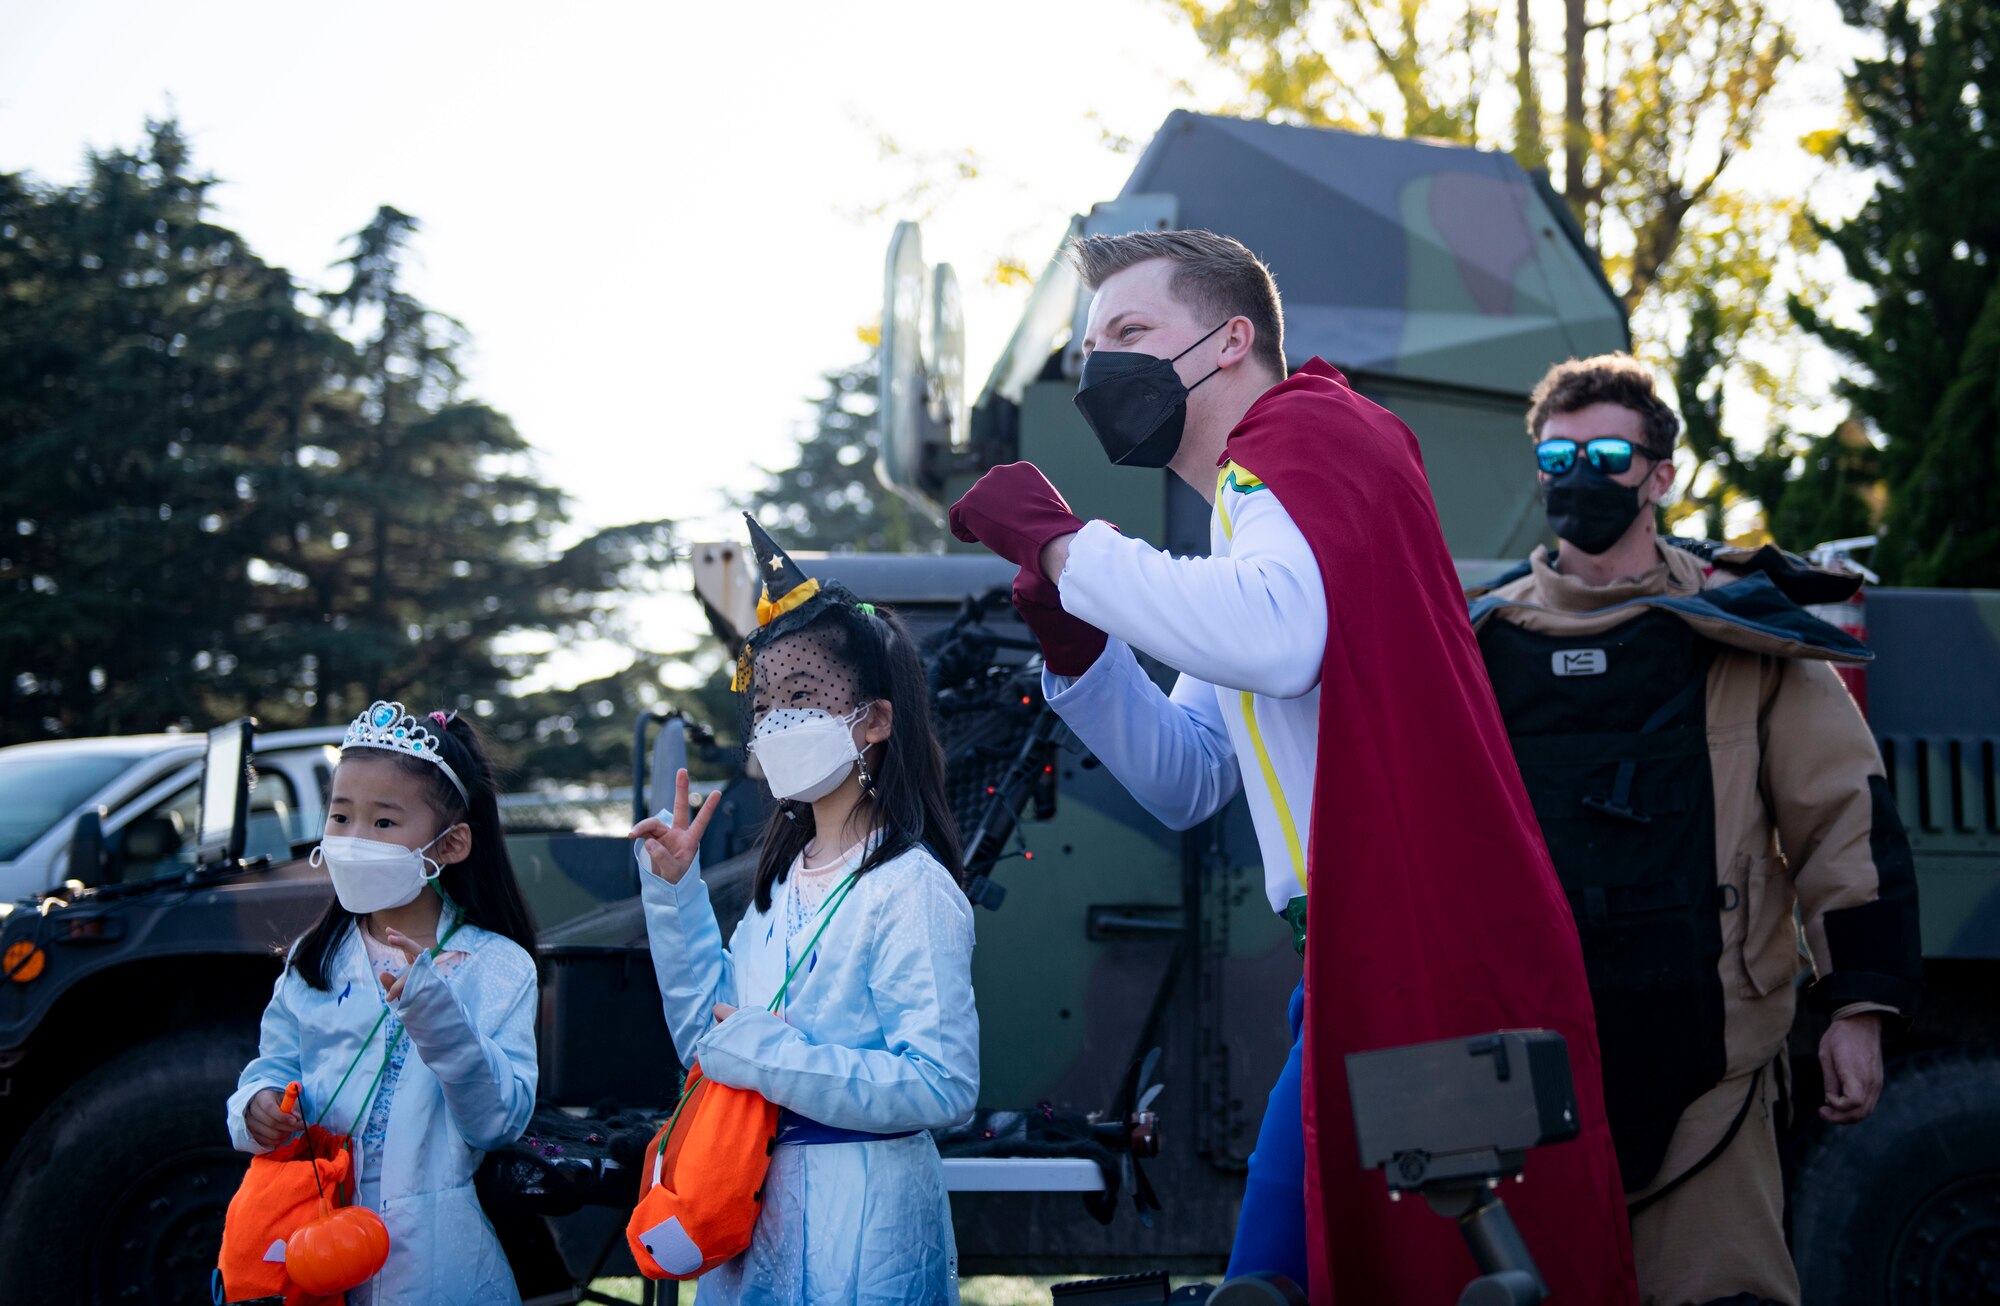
left=734, top=578, right=824, bottom=691
left=756, top=577, right=820, bottom=629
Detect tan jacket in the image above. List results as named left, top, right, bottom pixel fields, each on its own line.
left=1469, top=541, right=1922, bottom=1180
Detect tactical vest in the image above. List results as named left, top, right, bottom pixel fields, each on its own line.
left=1476, top=610, right=1726, bottom=1190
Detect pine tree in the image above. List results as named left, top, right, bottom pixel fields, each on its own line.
left=301, top=207, right=539, bottom=719
left=747, top=355, right=945, bottom=554
left=1883, top=282, right=2000, bottom=582
left=1794, top=0, right=2000, bottom=584
left=0, top=124, right=679, bottom=764
left=0, top=121, right=348, bottom=738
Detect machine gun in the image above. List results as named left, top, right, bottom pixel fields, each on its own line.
left=923, top=584, right=1067, bottom=911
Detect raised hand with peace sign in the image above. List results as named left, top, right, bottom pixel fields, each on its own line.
left=629, top=768, right=718, bottom=886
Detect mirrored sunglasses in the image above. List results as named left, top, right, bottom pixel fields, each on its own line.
left=1535, top=437, right=1666, bottom=476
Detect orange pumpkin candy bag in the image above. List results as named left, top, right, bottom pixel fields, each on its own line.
left=626, top=1063, right=780, bottom=1280
left=286, top=1201, right=391, bottom=1297
left=217, top=1124, right=359, bottom=1306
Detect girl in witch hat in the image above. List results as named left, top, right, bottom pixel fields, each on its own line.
left=632, top=515, right=979, bottom=1302
left=226, top=706, right=538, bottom=1305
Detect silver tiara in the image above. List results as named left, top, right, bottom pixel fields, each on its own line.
left=341, top=700, right=469, bottom=802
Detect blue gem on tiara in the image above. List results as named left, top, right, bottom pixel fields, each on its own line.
left=371, top=704, right=396, bottom=729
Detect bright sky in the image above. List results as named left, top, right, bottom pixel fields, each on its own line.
left=2, top=0, right=1861, bottom=684
left=0, top=1, right=1215, bottom=540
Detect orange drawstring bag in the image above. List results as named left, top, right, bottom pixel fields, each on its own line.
left=626, top=872, right=857, bottom=1280
left=626, top=1063, right=780, bottom=1278
left=217, top=1120, right=355, bottom=1306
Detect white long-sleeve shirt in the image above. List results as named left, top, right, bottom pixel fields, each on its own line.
left=1044, top=463, right=1324, bottom=914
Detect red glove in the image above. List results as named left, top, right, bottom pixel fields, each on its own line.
left=1012, top=567, right=1107, bottom=677
left=949, top=463, right=1085, bottom=576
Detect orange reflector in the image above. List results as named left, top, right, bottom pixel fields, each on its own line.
left=5, top=941, right=46, bottom=983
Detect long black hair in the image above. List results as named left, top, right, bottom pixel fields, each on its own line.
left=291, top=712, right=538, bottom=990
left=749, top=602, right=965, bottom=912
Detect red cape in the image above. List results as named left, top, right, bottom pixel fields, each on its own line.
left=1226, top=360, right=1636, bottom=1305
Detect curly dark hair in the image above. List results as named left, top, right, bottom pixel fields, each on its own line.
left=1525, top=353, right=1680, bottom=454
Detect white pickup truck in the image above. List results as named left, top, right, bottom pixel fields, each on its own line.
left=0, top=728, right=343, bottom=903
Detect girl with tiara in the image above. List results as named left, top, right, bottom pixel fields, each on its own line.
left=228, top=705, right=539, bottom=1305
left=633, top=516, right=979, bottom=1303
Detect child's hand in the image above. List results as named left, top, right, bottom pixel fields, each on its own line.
left=245, top=1087, right=303, bottom=1148
left=630, top=770, right=718, bottom=884
left=377, top=928, right=425, bottom=1003
left=713, top=1003, right=738, bottom=1023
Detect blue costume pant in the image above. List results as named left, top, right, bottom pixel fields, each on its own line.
left=1225, top=978, right=1309, bottom=1291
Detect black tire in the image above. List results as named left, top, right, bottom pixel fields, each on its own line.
left=1791, top=1045, right=2000, bottom=1306
left=0, top=1026, right=259, bottom=1306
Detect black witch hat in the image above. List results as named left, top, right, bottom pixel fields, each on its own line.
left=745, top=512, right=816, bottom=616
left=735, top=514, right=870, bottom=687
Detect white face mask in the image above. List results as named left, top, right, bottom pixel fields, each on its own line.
left=749, top=706, right=868, bottom=803
left=310, top=829, right=450, bottom=914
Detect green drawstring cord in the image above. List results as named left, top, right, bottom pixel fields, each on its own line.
left=768, top=872, right=859, bottom=1015
left=312, top=1008, right=392, bottom=1131
left=654, top=872, right=859, bottom=1163
left=306, top=912, right=466, bottom=1133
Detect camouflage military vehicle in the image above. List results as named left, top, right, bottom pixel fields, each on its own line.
left=0, top=112, right=1994, bottom=1306
left=861, top=111, right=2000, bottom=1300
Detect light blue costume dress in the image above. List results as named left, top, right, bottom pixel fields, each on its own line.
left=641, top=837, right=980, bottom=1304
left=227, top=915, right=539, bottom=1306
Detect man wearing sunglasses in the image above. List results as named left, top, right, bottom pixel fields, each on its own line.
left=1467, top=354, right=1923, bottom=1306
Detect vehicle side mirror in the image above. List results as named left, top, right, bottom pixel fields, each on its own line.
left=68, top=807, right=106, bottom=882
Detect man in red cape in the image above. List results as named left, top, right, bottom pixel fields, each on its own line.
left=950, top=230, right=1635, bottom=1303
left=1229, top=356, right=1635, bottom=1303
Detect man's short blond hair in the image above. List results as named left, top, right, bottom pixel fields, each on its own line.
left=1067, top=230, right=1287, bottom=379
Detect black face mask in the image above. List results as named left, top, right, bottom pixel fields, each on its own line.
left=1542, top=462, right=1651, bottom=556
left=1072, top=322, right=1228, bottom=468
